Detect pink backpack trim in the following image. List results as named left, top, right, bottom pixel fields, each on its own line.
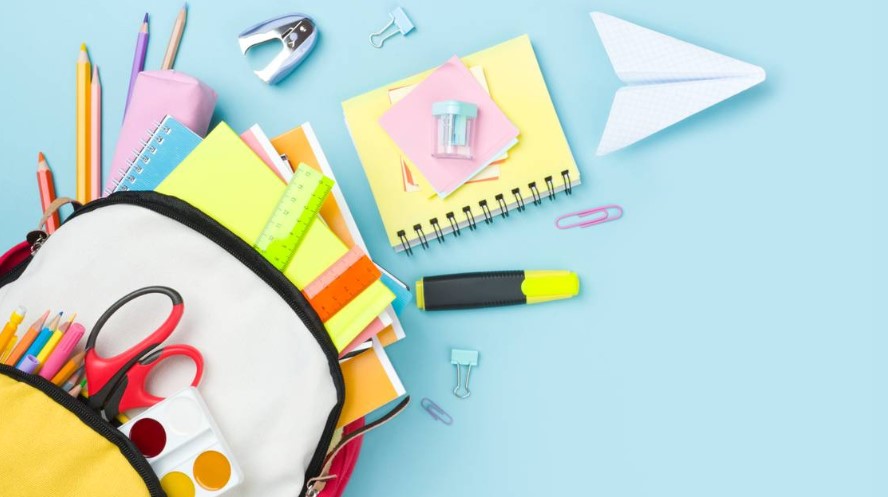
left=0, top=241, right=30, bottom=278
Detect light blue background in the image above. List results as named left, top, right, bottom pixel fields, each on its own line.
left=0, top=1, right=884, bottom=496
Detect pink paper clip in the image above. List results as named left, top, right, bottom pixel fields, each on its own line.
left=555, top=204, right=623, bottom=230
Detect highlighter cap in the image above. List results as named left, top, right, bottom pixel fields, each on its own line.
left=522, top=270, right=580, bottom=304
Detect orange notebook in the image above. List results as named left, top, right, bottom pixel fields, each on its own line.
left=337, top=338, right=406, bottom=428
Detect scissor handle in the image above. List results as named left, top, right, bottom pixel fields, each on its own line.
left=85, top=286, right=184, bottom=410
left=113, top=344, right=204, bottom=416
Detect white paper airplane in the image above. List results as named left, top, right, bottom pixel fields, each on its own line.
left=591, top=12, right=766, bottom=156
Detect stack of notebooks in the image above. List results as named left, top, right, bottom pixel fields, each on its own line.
left=343, top=35, right=581, bottom=254
left=111, top=117, right=408, bottom=428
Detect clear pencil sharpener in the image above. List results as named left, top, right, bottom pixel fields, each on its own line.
left=432, top=100, right=478, bottom=160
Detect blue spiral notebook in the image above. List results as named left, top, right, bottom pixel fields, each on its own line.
left=111, top=116, right=202, bottom=193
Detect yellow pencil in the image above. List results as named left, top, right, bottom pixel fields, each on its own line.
left=76, top=44, right=91, bottom=204
left=161, top=4, right=187, bottom=70
left=34, top=315, right=66, bottom=366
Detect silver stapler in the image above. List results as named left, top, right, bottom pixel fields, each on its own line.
left=238, top=14, right=319, bottom=85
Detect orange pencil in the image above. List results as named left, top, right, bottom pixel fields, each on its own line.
left=51, top=351, right=84, bottom=386
left=37, top=153, right=61, bottom=233
left=3, top=310, right=48, bottom=366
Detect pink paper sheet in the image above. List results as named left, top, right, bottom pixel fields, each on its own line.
left=378, top=56, right=519, bottom=197
left=339, top=316, right=390, bottom=358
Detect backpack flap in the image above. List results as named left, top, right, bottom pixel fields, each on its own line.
left=0, top=365, right=163, bottom=497
left=0, top=193, right=344, bottom=497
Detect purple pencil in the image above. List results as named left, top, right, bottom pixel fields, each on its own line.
left=124, top=13, right=149, bottom=115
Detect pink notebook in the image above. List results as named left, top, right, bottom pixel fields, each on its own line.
left=378, top=56, right=519, bottom=197
left=105, top=70, right=216, bottom=194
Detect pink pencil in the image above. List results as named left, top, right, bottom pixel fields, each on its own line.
left=90, top=66, right=102, bottom=201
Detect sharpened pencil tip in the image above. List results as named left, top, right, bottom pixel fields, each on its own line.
left=143, top=13, right=149, bottom=23
left=80, top=43, right=87, bottom=51
left=37, top=151, right=45, bottom=162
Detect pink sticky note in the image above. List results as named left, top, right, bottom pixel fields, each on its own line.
left=379, top=56, right=519, bottom=197
left=339, top=317, right=389, bottom=358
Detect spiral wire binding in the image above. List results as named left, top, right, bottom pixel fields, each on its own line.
left=528, top=182, right=542, bottom=205
left=561, top=170, right=573, bottom=194
left=479, top=200, right=493, bottom=224
left=396, top=230, right=413, bottom=255
left=106, top=121, right=172, bottom=194
left=430, top=218, right=445, bottom=244
left=545, top=176, right=556, bottom=200
left=512, top=188, right=526, bottom=212
left=446, top=212, right=460, bottom=236
left=495, top=194, right=509, bottom=218
left=394, top=170, right=575, bottom=255
left=462, top=206, right=477, bottom=230
left=413, top=224, right=430, bottom=249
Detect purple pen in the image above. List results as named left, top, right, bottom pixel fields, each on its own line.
left=17, top=355, right=40, bottom=374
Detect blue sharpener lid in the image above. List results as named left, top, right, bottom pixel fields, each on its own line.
left=432, top=100, right=478, bottom=118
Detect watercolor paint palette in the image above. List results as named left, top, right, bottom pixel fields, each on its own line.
left=119, top=387, right=243, bottom=497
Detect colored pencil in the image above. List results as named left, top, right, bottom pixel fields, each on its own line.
left=68, top=383, right=82, bottom=398
left=161, top=4, right=187, bottom=70
left=90, top=66, right=102, bottom=201
left=61, top=365, right=84, bottom=390
left=3, top=310, right=48, bottom=366
left=36, top=153, right=61, bottom=233
left=52, top=352, right=84, bottom=386
left=76, top=44, right=91, bottom=204
left=20, top=313, right=61, bottom=367
left=125, top=13, right=149, bottom=115
left=58, top=313, right=77, bottom=333
left=61, top=368, right=84, bottom=391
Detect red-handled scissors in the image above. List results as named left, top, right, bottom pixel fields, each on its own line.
left=84, top=286, right=204, bottom=421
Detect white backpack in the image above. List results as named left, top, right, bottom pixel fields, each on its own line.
left=0, top=192, right=345, bottom=497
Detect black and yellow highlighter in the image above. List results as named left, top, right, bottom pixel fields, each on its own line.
left=415, top=270, right=579, bottom=310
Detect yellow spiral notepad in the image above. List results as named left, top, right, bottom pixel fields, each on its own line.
left=343, top=35, right=580, bottom=254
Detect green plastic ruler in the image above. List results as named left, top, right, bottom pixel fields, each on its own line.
left=254, top=164, right=334, bottom=271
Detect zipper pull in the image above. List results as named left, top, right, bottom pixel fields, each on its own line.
left=29, top=197, right=82, bottom=255
left=26, top=230, right=48, bottom=255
